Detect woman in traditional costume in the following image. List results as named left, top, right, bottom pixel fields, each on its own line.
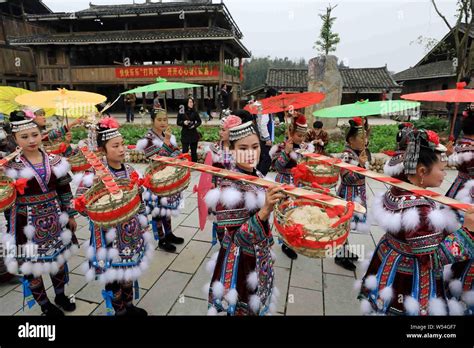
left=335, top=118, right=370, bottom=271
left=205, top=121, right=283, bottom=316
left=206, top=115, right=242, bottom=246
left=135, top=108, right=185, bottom=253
left=358, top=129, right=474, bottom=315
left=77, top=117, right=153, bottom=316
left=270, top=114, right=314, bottom=260
left=2, top=110, right=78, bottom=316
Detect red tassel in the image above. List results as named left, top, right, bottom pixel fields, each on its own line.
left=74, top=195, right=86, bottom=213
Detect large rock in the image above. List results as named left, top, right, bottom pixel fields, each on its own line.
left=305, top=55, right=343, bottom=129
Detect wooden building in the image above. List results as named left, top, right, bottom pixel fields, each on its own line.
left=393, top=23, right=473, bottom=115
left=0, top=0, right=52, bottom=88
left=7, top=0, right=250, bottom=110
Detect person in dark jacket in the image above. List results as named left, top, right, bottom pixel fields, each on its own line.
left=177, top=97, right=202, bottom=162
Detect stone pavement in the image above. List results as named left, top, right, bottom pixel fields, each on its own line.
left=0, top=167, right=457, bottom=316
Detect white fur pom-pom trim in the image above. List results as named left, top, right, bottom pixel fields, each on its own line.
left=72, top=173, right=84, bottom=187
left=246, top=271, right=258, bottom=291
left=220, top=187, right=242, bottom=209
left=23, top=225, right=35, bottom=240
left=244, top=192, right=258, bottom=211
left=5, top=168, right=18, bottom=180
left=461, top=290, right=474, bottom=306
left=364, top=275, right=378, bottom=291
left=105, top=228, right=116, bottom=244
left=428, top=297, right=447, bottom=316
left=136, top=139, right=149, bottom=153
left=443, top=265, right=453, bottom=281
left=224, top=288, right=238, bottom=306
left=379, top=286, right=393, bottom=302
left=52, top=158, right=71, bottom=179
left=449, top=279, right=463, bottom=298
left=404, top=296, right=420, bottom=315
left=60, top=229, right=72, bottom=245
left=97, top=247, right=107, bottom=261
left=20, top=262, right=33, bottom=275
left=401, top=208, right=420, bottom=232
left=205, top=188, right=221, bottom=210
left=19, top=167, right=35, bottom=180
left=360, top=299, right=373, bottom=315
left=142, top=191, right=151, bottom=201
left=151, top=207, right=160, bottom=218
left=6, top=259, right=18, bottom=274
left=85, top=268, right=95, bottom=282
left=249, top=294, right=261, bottom=313
left=59, top=212, right=70, bottom=228
left=447, top=299, right=465, bottom=316
left=82, top=173, right=95, bottom=188
left=107, top=248, right=120, bottom=262
left=211, top=281, right=224, bottom=300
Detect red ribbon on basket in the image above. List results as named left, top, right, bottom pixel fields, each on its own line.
left=325, top=205, right=345, bottom=219
left=311, top=182, right=330, bottom=193
left=331, top=202, right=355, bottom=228
left=291, top=163, right=310, bottom=182
left=11, top=178, right=28, bottom=195
left=284, top=224, right=305, bottom=247
left=49, top=143, right=68, bottom=155
left=176, top=153, right=192, bottom=161
left=74, top=195, right=86, bottom=213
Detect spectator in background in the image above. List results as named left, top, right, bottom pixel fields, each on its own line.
left=205, top=97, right=214, bottom=121
left=153, top=94, right=162, bottom=111
left=448, top=76, right=471, bottom=141
left=124, top=93, right=136, bottom=123
left=177, top=97, right=202, bottom=162
left=220, top=84, right=232, bottom=110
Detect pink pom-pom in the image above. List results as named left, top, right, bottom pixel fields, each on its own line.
left=222, top=115, right=242, bottom=130
left=99, top=117, right=120, bottom=130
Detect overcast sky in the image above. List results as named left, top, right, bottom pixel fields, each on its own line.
left=42, top=0, right=460, bottom=73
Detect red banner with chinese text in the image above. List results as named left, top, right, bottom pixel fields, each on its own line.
left=115, top=65, right=220, bottom=79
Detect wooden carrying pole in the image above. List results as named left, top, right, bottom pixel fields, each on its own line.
left=303, top=153, right=473, bottom=213
left=151, top=155, right=366, bottom=214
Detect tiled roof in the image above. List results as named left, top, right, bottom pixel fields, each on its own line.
left=266, top=67, right=401, bottom=92
left=393, top=60, right=456, bottom=81
left=9, top=26, right=231, bottom=44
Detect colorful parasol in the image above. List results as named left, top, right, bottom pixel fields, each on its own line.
left=15, top=89, right=106, bottom=118
left=122, top=78, right=203, bottom=110
left=0, top=86, right=55, bottom=117
left=313, top=99, right=421, bottom=118
left=401, top=82, right=474, bottom=139
left=245, top=92, right=326, bottom=115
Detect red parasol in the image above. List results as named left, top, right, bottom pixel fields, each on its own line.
left=245, top=92, right=325, bottom=115
left=193, top=151, right=214, bottom=231
left=401, top=82, right=474, bottom=139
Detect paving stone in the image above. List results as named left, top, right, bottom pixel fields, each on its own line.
left=0, top=277, right=21, bottom=298
left=289, top=255, right=323, bottom=291
left=75, top=280, right=106, bottom=304
left=169, top=226, right=198, bottom=254
left=0, top=290, right=27, bottom=315
left=169, top=241, right=211, bottom=274
left=182, top=197, right=197, bottom=215
left=137, top=271, right=191, bottom=315
left=286, top=287, right=323, bottom=315
left=274, top=266, right=290, bottom=314
left=183, top=257, right=212, bottom=300
left=180, top=210, right=200, bottom=228
left=192, top=222, right=214, bottom=243
left=323, top=273, right=361, bottom=315
left=169, top=296, right=207, bottom=315
left=270, top=242, right=292, bottom=269
left=322, top=258, right=355, bottom=277
left=65, top=299, right=99, bottom=316
left=140, top=249, right=177, bottom=289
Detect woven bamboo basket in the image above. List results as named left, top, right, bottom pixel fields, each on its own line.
left=144, top=161, right=191, bottom=197
left=296, top=159, right=340, bottom=189
left=0, top=176, right=16, bottom=213
left=84, top=178, right=141, bottom=228
left=68, top=150, right=92, bottom=173
left=273, top=198, right=352, bottom=258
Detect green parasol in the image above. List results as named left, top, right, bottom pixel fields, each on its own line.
left=122, top=78, right=203, bottom=110
left=313, top=99, right=421, bottom=157
left=313, top=99, right=421, bottom=118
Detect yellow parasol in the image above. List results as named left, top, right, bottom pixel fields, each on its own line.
left=0, top=86, right=56, bottom=117
left=15, top=89, right=106, bottom=119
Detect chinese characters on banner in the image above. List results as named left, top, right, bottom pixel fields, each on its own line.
left=115, top=65, right=220, bottom=79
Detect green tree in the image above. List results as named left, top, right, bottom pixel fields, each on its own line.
left=314, top=4, right=340, bottom=56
